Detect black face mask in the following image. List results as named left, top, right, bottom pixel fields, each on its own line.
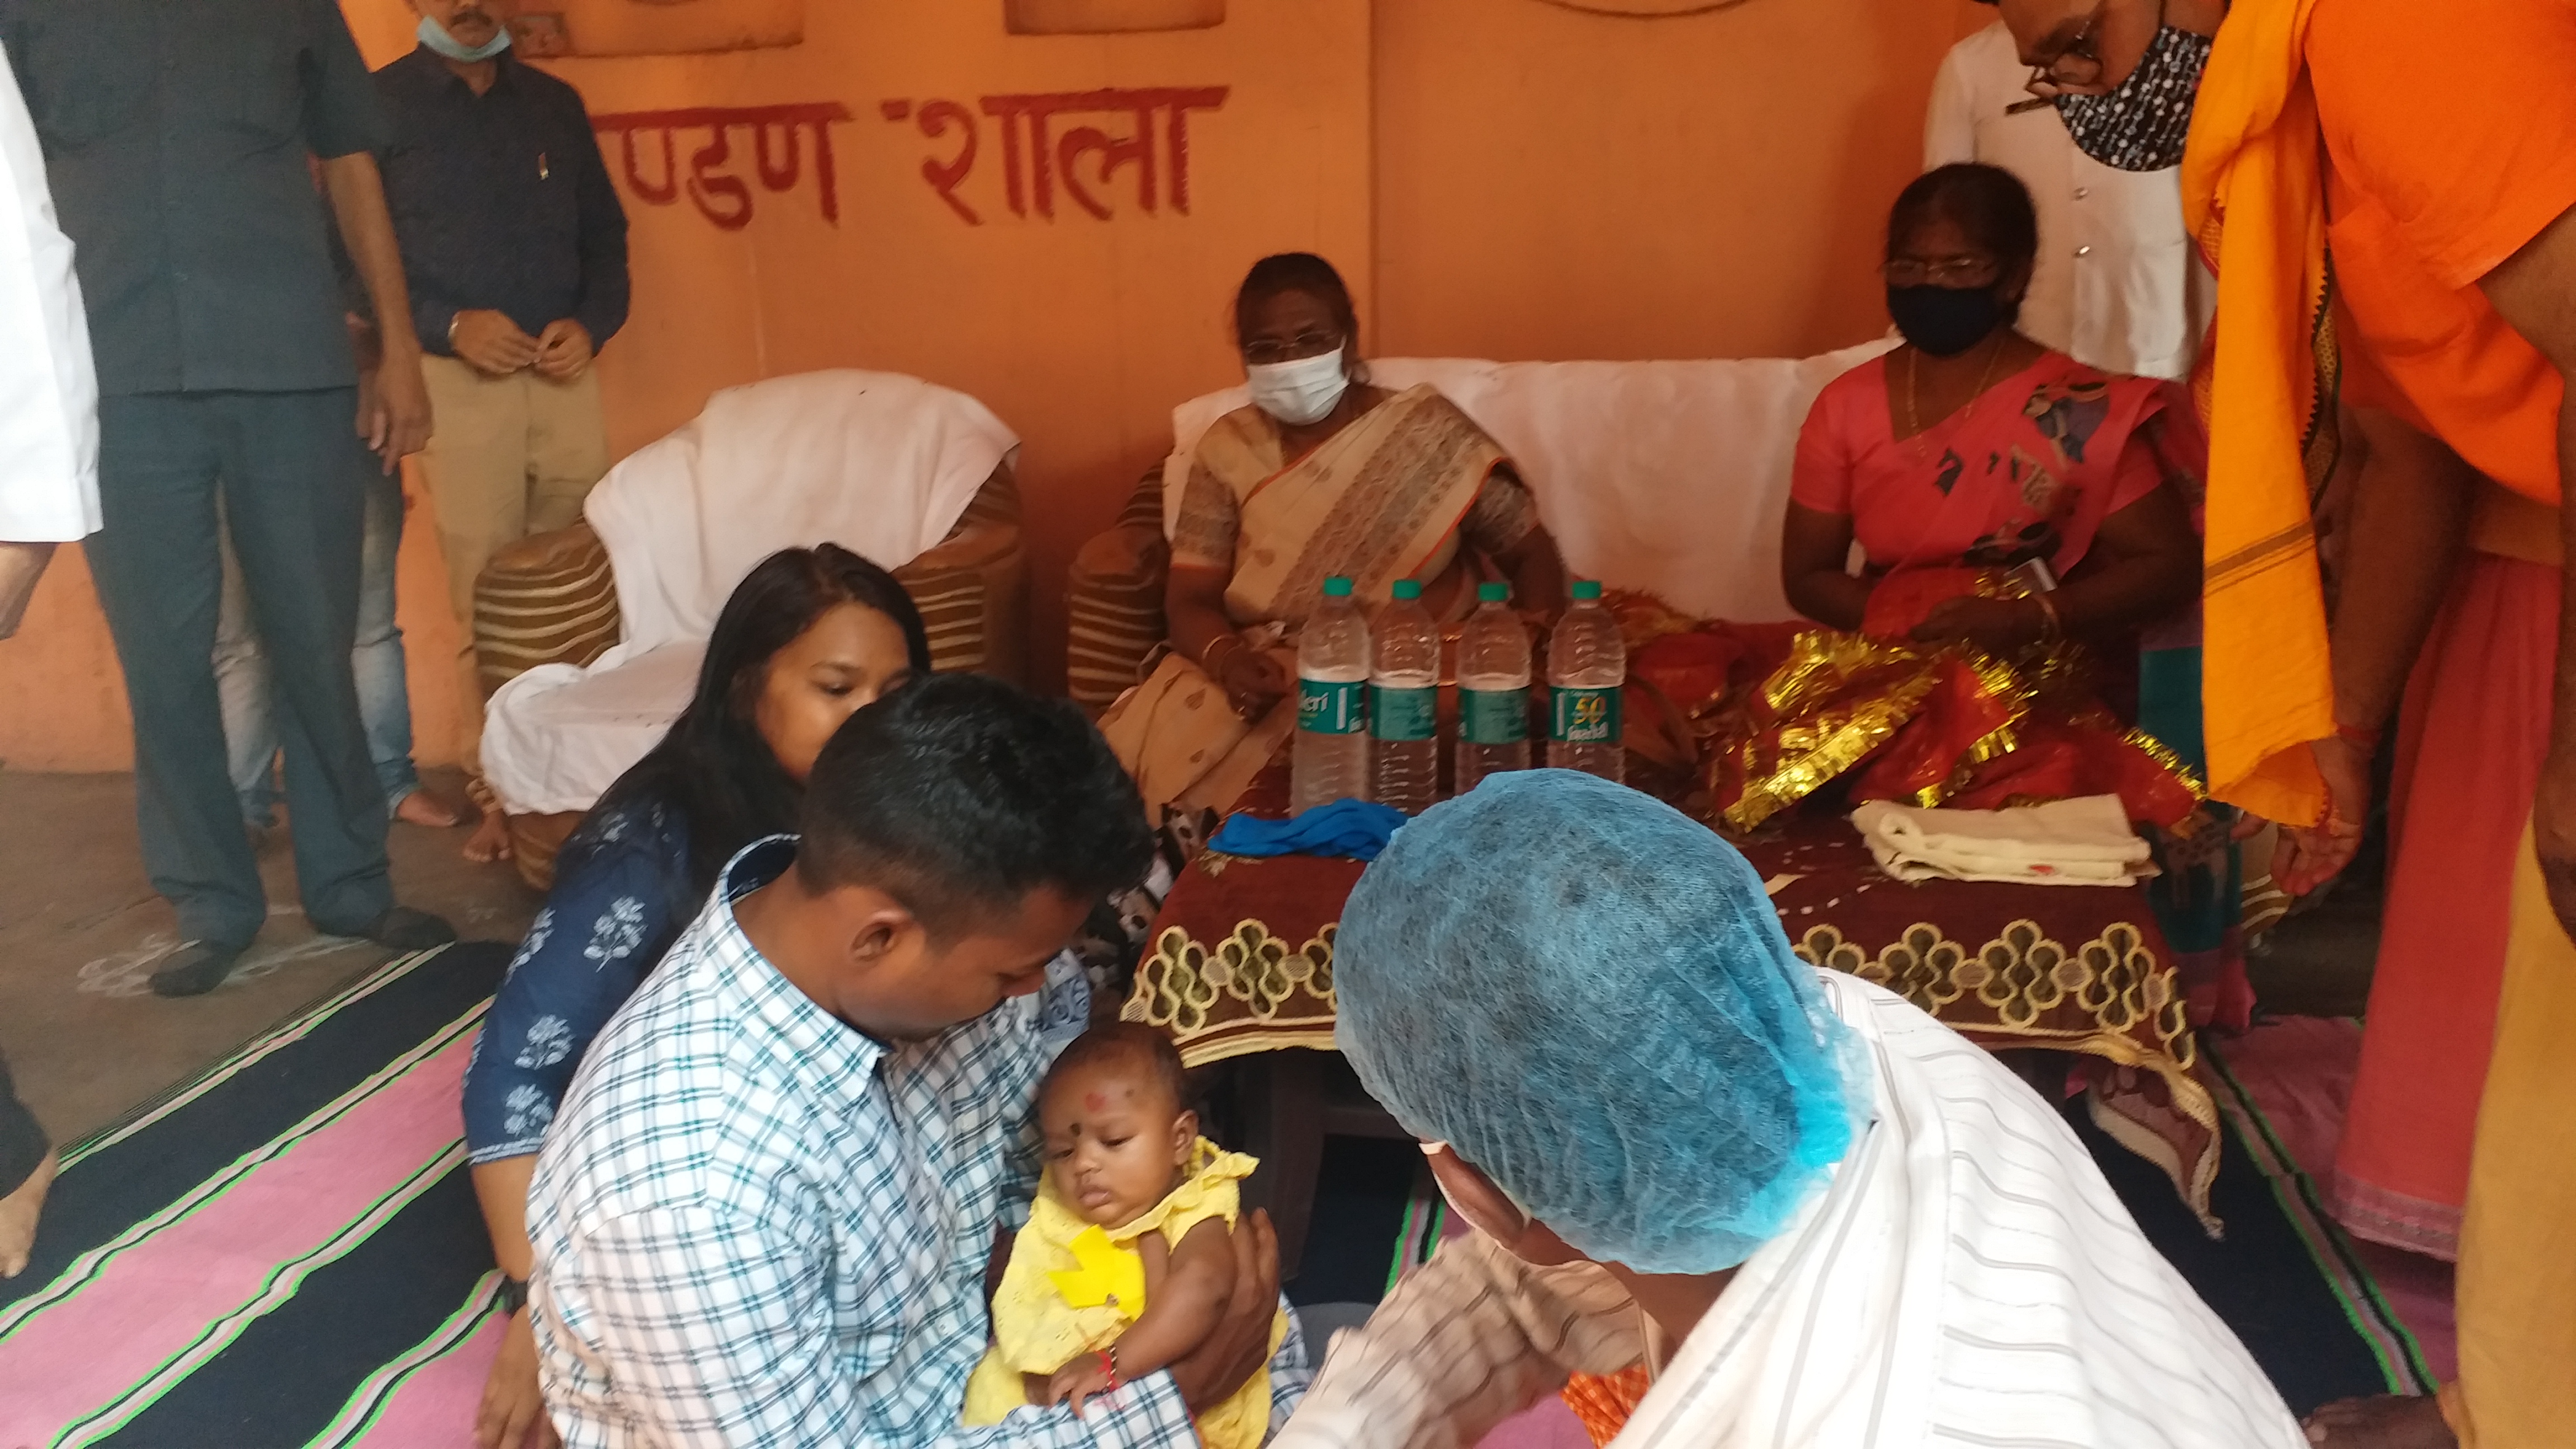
left=2053, top=24, right=2214, bottom=173
left=1886, top=285, right=2006, bottom=358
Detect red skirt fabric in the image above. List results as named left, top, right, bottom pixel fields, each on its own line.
left=2331, top=553, right=2557, bottom=1259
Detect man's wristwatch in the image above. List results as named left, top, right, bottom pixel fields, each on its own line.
left=496, top=1275, right=529, bottom=1317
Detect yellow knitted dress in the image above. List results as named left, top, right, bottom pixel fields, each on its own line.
left=964, top=1140, right=1286, bottom=1449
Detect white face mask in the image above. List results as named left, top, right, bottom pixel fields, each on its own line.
left=1245, top=346, right=1351, bottom=427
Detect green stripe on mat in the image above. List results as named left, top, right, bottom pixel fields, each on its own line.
left=0, top=1002, right=487, bottom=1345
left=1382, top=1162, right=1446, bottom=1298
left=54, top=1144, right=468, bottom=1449
left=301, top=1273, right=502, bottom=1449
left=62, top=947, right=449, bottom=1171
left=2201, top=1037, right=2436, bottom=1394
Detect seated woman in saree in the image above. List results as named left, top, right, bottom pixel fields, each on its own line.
left=460, top=545, right=933, bottom=1449
left=1781, top=163, right=2199, bottom=662
left=1098, top=252, right=1566, bottom=817
left=1750, top=164, right=2237, bottom=1022
left=1742, top=164, right=2243, bottom=1023
left=1275, top=771, right=2307, bottom=1449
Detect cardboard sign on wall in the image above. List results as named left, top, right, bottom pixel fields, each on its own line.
left=1006, top=0, right=1226, bottom=34
left=510, top=0, right=807, bottom=56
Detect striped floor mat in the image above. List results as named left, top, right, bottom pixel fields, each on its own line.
left=2195, top=1031, right=2440, bottom=1399
left=0, top=944, right=512, bottom=1449
left=1, top=946, right=2437, bottom=1445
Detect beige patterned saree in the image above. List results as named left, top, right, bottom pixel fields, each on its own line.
left=1099, top=385, right=1509, bottom=815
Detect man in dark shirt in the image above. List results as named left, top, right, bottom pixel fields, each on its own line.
left=1, top=0, right=457, bottom=995
left=385, top=0, right=629, bottom=866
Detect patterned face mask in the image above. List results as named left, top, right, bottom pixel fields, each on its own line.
left=2053, top=23, right=2214, bottom=173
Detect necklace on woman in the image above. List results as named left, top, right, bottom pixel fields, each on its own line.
left=1903, top=332, right=2010, bottom=452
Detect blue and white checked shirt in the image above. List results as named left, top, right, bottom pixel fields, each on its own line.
left=527, top=839, right=1309, bottom=1449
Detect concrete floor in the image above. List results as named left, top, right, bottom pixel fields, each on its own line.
left=0, top=766, right=538, bottom=1147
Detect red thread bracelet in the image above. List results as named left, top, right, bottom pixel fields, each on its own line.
left=1098, top=1348, right=1120, bottom=1393
left=2333, top=721, right=2383, bottom=750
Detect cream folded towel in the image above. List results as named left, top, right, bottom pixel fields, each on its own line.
left=1850, top=795, right=2152, bottom=887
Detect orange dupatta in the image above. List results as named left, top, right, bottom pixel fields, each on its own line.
left=2179, top=0, right=2338, bottom=826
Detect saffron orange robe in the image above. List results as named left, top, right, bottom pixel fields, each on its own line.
left=2187, top=2, right=2576, bottom=1443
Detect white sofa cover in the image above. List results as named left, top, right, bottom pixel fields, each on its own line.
left=1158, top=342, right=1895, bottom=623
left=483, top=370, right=1020, bottom=816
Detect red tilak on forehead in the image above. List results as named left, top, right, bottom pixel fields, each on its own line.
left=1084, top=1090, right=1109, bottom=1112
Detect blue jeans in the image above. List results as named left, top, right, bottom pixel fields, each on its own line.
left=214, top=462, right=421, bottom=828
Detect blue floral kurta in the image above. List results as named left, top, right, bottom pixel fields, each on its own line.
left=462, top=798, right=699, bottom=1164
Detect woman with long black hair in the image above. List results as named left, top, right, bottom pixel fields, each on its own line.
left=461, top=544, right=931, bottom=1449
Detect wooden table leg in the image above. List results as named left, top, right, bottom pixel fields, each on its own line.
left=1238, top=1049, right=1328, bottom=1282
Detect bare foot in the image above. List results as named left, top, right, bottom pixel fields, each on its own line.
left=463, top=809, right=514, bottom=864
left=1, top=1149, right=57, bottom=1278
left=394, top=785, right=465, bottom=829
left=2303, top=1394, right=2455, bottom=1448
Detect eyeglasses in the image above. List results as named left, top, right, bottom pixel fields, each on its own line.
left=1884, top=258, right=2001, bottom=288
left=1242, top=330, right=1343, bottom=366
left=2024, top=0, right=2111, bottom=92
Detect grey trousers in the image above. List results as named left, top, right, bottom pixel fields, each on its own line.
left=87, top=390, right=395, bottom=951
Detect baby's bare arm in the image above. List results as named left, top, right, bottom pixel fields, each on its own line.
left=1107, top=1218, right=1238, bottom=1380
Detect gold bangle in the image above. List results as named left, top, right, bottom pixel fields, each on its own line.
left=1202, top=636, right=1240, bottom=674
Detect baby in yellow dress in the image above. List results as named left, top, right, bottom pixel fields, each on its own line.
left=964, top=1025, right=1285, bottom=1449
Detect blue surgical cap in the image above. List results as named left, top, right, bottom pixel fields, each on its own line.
left=1334, top=771, right=1866, bottom=1274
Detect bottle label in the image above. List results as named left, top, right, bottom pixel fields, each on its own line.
left=1370, top=684, right=1437, bottom=742
left=1551, top=685, right=1622, bottom=744
left=1460, top=688, right=1528, bottom=745
left=1299, top=678, right=1366, bottom=735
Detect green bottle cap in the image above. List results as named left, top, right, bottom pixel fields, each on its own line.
left=1391, top=579, right=1423, bottom=600
left=1478, top=581, right=1510, bottom=603
left=1570, top=580, right=1604, bottom=600
left=1323, top=576, right=1354, bottom=598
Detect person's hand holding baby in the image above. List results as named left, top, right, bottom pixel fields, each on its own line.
left=983, top=1027, right=1281, bottom=1436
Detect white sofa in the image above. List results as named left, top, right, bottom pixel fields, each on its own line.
left=481, top=370, right=1022, bottom=823
left=1064, top=343, right=1895, bottom=708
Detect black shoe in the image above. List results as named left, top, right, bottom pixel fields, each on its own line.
left=150, top=940, right=247, bottom=998
left=350, top=906, right=457, bottom=953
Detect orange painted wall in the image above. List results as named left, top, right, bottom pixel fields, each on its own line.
left=0, top=0, right=1987, bottom=773
left=1375, top=0, right=1989, bottom=363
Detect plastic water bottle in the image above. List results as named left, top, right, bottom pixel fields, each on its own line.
left=1454, top=582, right=1531, bottom=794
left=1292, top=575, right=1372, bottom=814
left=1369, top=579, right=1441, bottom=814
left=1546, top=580, right=1626, bottom=783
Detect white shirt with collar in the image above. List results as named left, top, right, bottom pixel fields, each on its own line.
left=0, top=38, right=97, bottom=544
left=1924, top=20, right=2214, bottom=382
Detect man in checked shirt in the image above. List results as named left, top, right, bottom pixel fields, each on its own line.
left=525, top=674, right=1304, bottom=1449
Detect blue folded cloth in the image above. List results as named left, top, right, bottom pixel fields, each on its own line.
left=1209, top=798, right=1409, bottom=861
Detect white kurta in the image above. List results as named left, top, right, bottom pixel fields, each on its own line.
left=0, top=39, right=97, bottom=543
left=1924, top=21, right=2214, bottom=382
left=1276, top=974, right=2308, bottom=1449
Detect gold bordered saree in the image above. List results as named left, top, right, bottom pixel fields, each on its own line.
left=1098, top=385, right=1508, bottom=815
